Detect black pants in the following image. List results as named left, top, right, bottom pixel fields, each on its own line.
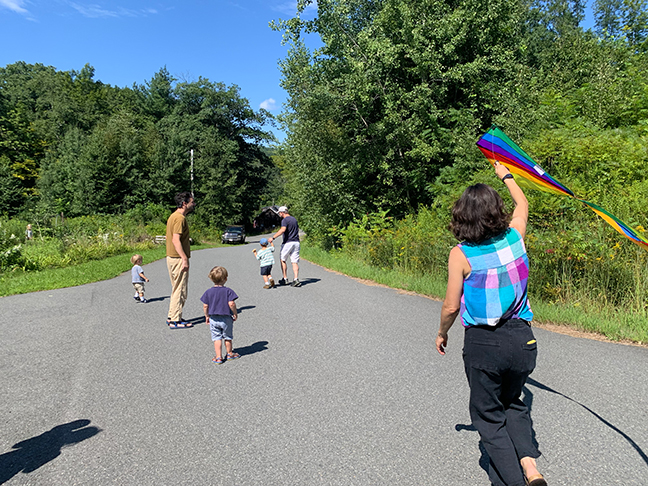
left=463, top=319, right=540, bottom=486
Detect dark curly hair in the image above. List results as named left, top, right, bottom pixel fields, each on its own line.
left=450, top=184, right=511, bottom=244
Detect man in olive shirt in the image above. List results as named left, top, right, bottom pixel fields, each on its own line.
left=166, top=192, right=195, bottom=328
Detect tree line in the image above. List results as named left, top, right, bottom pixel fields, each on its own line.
left=0, top=64, right=282, bottom=228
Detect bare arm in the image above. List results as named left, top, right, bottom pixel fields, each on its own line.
left=138, top=271, right=149, bottom=282
left=229, top=301, right=238, bottom=321
left=494, top=161, right=528, bottom=239
left=269, top=226, right=285, bottom=243
left=436, top=246, right=470, bottom=355
left=172, top=233, right=189, bottom=271
left=203, top=303, right=210, bottom=324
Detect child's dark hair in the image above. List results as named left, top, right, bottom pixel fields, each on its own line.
left=450, top=184, right=511, bottom=244
left=208, top=266, right=228, bottom=285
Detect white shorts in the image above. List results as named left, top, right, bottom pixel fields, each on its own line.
left=280, top=241, right=300, bottom=263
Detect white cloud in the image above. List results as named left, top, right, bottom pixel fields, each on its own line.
left=271, top=0, right=317, bottom=16
left=260, top=98, right=278, bottom=111
left=0, top=0, right=29, bottom=14
left=65, top=1, right=158, bottom=18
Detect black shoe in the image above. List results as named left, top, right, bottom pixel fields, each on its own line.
left=291, top=279, right=302, bottom=287
left=278, top=278, right=287, bottom=286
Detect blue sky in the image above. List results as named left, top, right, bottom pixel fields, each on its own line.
left=1, top=1, right=596, bottom=144
left=0, top=0, right=320, bottom=142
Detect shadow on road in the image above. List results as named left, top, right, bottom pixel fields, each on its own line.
left=526, top=377, right=648, bottom=467
left=146, top=296, right=168, bottom=303
left=274, top=278, right=321, bottom=288
left=237, top=305, right=256, bottom=313
left=236, top=340, right=269, bottom=357
left=0, top=419, right=101, bottom=484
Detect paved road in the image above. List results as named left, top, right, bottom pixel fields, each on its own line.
left=1, top=236, right=647, bottom=485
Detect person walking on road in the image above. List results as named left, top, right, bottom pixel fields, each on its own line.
left=435, top=162, right=547, bottom=486
left=200, top=266, right=240, bottom=364
left=166, top=192, right=195, bottom=329
left=131, top=254, right=150, bottom=303
left=252, top=238, right=275, bottom=289
left=269, top=206, right=301, bottom=287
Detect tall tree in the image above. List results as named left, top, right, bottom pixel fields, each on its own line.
left=274, top=0, right=527, bottom=235
left=594, top=0, right=648, bottom=45
left=594, top=0, right=624, bottom=37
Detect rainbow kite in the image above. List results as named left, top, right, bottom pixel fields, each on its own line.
left=477, top=126, right=648, bottom=250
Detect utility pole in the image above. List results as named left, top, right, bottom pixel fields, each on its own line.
left=190, top=149, right=194, bottom=197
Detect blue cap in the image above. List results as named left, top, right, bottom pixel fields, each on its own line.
left=260, top=238, right=268, bottom=246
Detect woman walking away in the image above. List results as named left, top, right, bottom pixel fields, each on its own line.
left=435, top=161, right=547, bottom=486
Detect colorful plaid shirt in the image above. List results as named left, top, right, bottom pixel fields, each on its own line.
left=458, top=228, right=533, bottom=327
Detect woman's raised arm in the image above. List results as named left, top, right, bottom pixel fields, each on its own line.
left=494, top=162, right=528, bottom=239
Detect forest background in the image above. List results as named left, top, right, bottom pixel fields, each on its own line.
left=2, top=0, right=648, bottom=341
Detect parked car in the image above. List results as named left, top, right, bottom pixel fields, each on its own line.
left=221, top=226, right=246, bottom=244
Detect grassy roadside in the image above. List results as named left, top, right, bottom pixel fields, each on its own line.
left=0, top=244, right=217, bottom=297
left=301, top=244, right=648, bottom=344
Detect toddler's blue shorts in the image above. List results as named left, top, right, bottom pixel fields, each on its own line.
left=209, top=315, right=233, bottom=341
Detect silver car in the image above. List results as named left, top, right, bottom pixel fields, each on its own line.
left=221, top=226, right=246, bottom=244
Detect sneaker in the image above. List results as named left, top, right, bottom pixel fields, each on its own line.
left=278, top=278, right=287, bottom=286
left=263, top=284, right=271, bottom=289
left=134, top=296, right=140, bottom=302
left=269, top=278, right=275, bottom=288
left=291, top=279, right=302, bottom=287
left=140, top=298, right=148, bottom=303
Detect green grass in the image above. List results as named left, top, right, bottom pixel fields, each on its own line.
left=302, top=243, right=648, bottom=344
left=530, top=301, right=648, bottom=344
left=0, top=244, right=215, bottom=297
left=301, top=244, right=448, bottom=297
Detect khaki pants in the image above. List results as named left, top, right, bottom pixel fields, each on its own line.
left=167, top=257, right=189, bottom=321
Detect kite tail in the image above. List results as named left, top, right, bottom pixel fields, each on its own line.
left=578, top=199, right=648, bottom=250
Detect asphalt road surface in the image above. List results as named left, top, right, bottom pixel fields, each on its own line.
left=1, top=236, right=647, bottom=485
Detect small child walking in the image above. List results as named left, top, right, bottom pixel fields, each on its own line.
left=131, top=254, right=150, bottom=303
left=200, top=266, right=240, bottom=364
left=252, top=238, right=275, bottom=289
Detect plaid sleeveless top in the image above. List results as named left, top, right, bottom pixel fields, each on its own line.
left=458, top=227, right=533, bottom=327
